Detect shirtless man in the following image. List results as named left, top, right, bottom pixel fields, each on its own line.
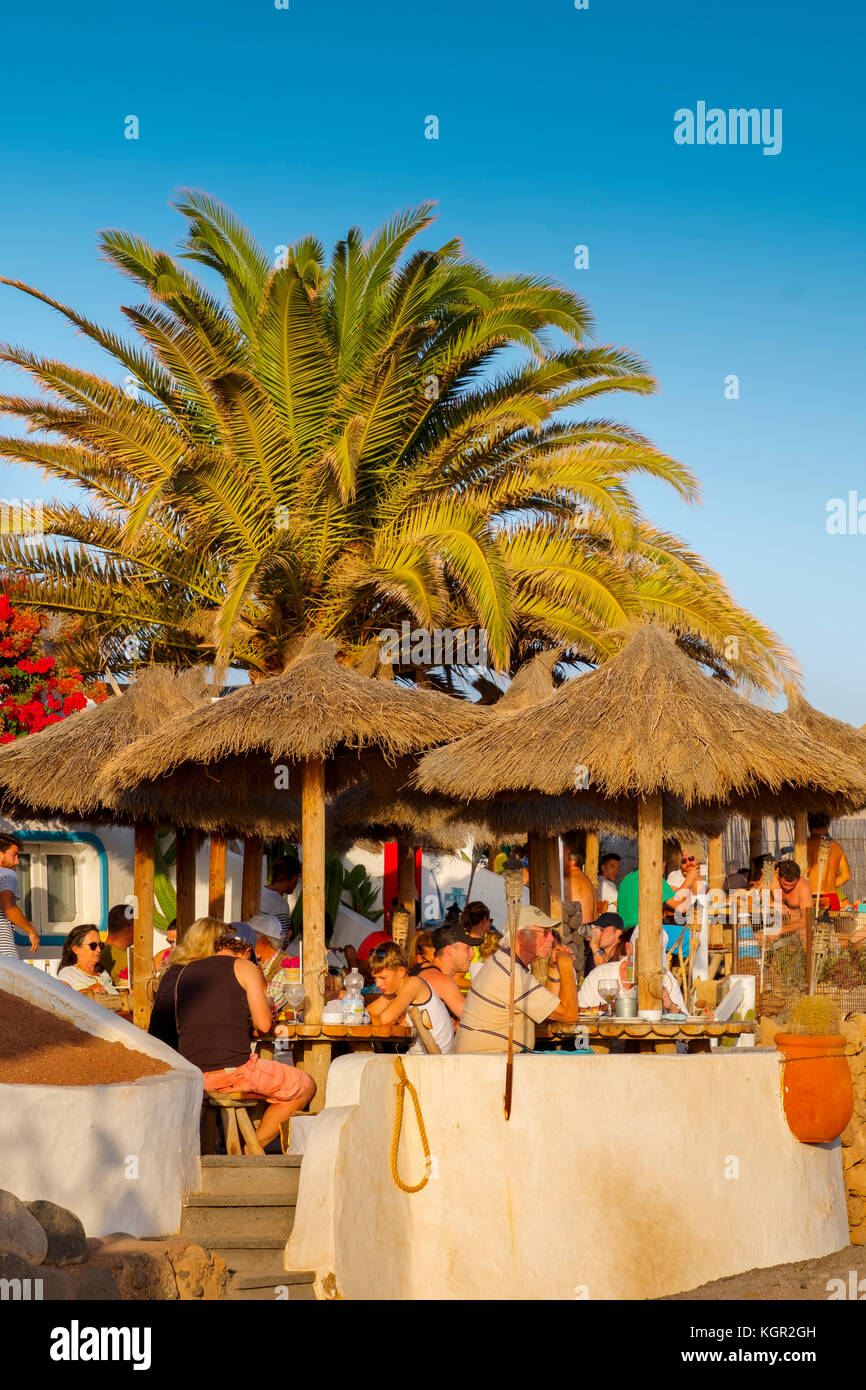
left=773, top=859, right=812, bottom=944
left=415, top=924, right=475, bottom=1024
left=806, top=813, right=852, bottom=909
left=565, top=851, right=598, bottom=926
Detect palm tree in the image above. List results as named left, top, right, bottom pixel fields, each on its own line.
left=0, top=193, right=795, bottom=692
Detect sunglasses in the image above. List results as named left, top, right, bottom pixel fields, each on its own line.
left=81, top=942, right=100, bottom=951
left=368, top=945, right=395, bottom=961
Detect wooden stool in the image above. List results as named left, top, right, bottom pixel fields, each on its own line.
left=202, top=1091, right=265, bottom=1156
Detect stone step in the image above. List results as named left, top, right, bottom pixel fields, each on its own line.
left=228, top=1280, right=316, bottom=1301
left=180, top=1201, right=296, bottom=1243
left=199, top=1154, right=302, bottom=1199
left=208, top=1236, right=292, bottom=1279
left=226, top=1270, right=316, bottom=1302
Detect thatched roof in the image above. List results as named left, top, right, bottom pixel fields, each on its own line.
left=0, top=667, right=210, bottom=823
left=415, top=624, right=866, bottom=816
left=495, top=651, right=558, bottom=713
left=99, top=641, right=489, bottom=825
left=782, top=692, right=866, bottom=764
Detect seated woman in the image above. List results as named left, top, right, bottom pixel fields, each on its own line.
left=455, top=901, right=495, bottom=991
left=578, top=934, right=686, bottom=1013
left=175, top=928, right=314, bottom=1150
left=153, top=919, right=178, bottom=972
left=58, top=925, right=120, bottom=997
left=468, top=928, right=502, bottom=982
left=408, top=931, right=436, bottom=976
left=148, top=916, right=225, bottom=1050
left=366, top=943, right=454, bottom=1054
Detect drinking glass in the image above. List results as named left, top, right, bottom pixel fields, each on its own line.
left=598, top=977, right=619, bottom=1017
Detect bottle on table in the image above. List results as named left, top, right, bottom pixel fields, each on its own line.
left=342, top=968, right=366, bottom=1025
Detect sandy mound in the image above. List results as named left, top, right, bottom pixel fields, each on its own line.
left=0, top=990, right=170, bottom=1086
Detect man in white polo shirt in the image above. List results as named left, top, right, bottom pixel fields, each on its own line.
left=456, top=905, right=579, bottom=1054
left=259, top=855, right=301, bottom=941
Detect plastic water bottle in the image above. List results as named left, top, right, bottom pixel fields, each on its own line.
left=342, top=969, right=366, bottom=1026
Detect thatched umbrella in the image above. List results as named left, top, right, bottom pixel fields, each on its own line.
left=0, top=667, right=214, bottom=1023
left=780, top=692, right=866, bottom=868
left=101, top=639, right=489, bottom=1104
left=416, top=624, right=866, bottom=1010
left=0, top=667, right=208, bottom=822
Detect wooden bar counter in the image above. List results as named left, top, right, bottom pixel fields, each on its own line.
left=537, top=1017, right=757, bottom=1054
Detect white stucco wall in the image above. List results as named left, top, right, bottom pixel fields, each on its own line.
left=0, top=958, right=202, bottom=1237
left=285, top=1049, right=849, bottom=1300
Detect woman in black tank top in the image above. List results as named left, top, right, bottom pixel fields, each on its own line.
left=176, top=955, right=253, bottom=1071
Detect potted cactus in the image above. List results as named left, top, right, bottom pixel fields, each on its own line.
left=775, top=996, right=853, bottom=1144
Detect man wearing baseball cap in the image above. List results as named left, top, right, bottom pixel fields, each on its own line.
left=415, top=923, right=479, bottom=1024
left=455, top=905, right=578, bottom=1054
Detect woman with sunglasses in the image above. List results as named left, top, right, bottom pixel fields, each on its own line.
left=57, top=924, right=119, bottom=997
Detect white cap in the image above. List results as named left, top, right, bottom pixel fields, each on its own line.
left=247, top=912, right=284, bottom=942
left=501, top=903, right=562, bottom=942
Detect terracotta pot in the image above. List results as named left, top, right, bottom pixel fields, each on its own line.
left=775, top=1033, right=854, bottom=1144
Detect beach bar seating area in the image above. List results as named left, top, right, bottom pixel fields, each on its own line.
left=3, top=623, right=866, bottom=1300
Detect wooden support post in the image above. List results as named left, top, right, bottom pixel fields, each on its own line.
left=585, top=831, right=600, bottom=890
left=793, top=811, right=808, bottom=876
left=241, top=837, right=264, bottom=922
left=748, top=816, right=763, bottom=869
left=208, top=834, right=227, bottom=918
left=301, top=758, right=330, bottom=1113
left=706, top=832, right=727, bottom=964
left=707, top=835, right=724, bottom=891
left=637, top=793, right=664, bottom=1013
left=528, top=832, right=552, bottom=913
left=175, top=830, right=198, bottom=940
left=547, top=836, right=563, bottom=922
left=132, top=823, right=155, bottom=1030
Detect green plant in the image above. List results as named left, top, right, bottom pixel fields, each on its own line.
left=342, top=862, right=383, bottom=924
left=786, top=995, right=841, bottom=1037
left=289, top=850, right=346, bottom=943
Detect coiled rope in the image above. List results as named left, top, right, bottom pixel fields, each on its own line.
left=389, top=1056, right=432, bottom=1193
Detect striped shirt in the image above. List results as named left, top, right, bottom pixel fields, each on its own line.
left=455, top=945, right=558, bottom=1055
left=0, top=867, right=20, bottom=957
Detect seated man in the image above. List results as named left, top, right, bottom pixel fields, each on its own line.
left=585, top=911, right=625, bottom=976
left=415, top=923, right=476, bottom=1024
left=175, top=929, right=314, bottom=1150
left=98, top=903, right=135, bottom=984
left=456, top=905, right=579, bottom=1054
left=250, top=912, right=296, bottom=1008
left=366, top=943, right=454, bottom=1053
left=774, top=859, right=812, bottom=938
left=579, top=934, right=686, bottom=1012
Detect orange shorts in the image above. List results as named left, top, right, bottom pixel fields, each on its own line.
left=202, top=1054, right=310, bottom=1104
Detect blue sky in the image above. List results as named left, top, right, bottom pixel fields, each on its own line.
left=1, top=0, right=864, bottom=714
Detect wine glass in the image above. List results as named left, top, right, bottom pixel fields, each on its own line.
left=598, top=977, right=619, bottom=1017
left=282, top=982, right=306, bottom=1023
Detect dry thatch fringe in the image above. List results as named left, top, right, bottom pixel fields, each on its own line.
left=414, top=624, right=866, bottom=815
left=781, top=691, right=866, bottom=765
left=0, top=667, right=210, bottom=822
left=327, top=777, right=726, bottom=842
